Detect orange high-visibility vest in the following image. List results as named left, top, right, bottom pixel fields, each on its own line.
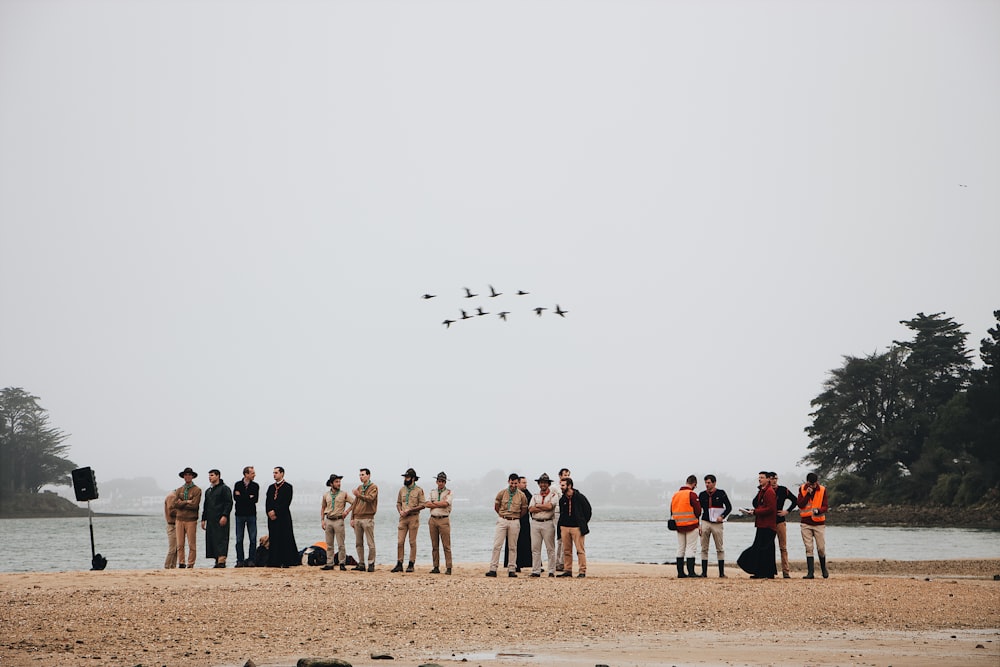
left=799, top=484, right=826, bottom=523
left=670, top=489, right=698, bottom=527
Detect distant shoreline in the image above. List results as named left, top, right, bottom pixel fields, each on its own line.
left=3, top=492, right=997, bottom=528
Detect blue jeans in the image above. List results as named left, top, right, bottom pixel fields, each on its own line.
left=235, top=515, right=257, bottom=564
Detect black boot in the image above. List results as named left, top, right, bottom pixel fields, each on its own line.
left=391, top=561, right=404, bottom=572
left=819, top=556, right=829, bottom=578
left=699, top=559, right=708, bottom=577
left=718, top=560, right=726, bottom=578
left=676, top=557, right=687, bottom=578
left=686, top=557, right=697, bottom=577
left=803, top=556, right=815, bottom=579
left=406, top=561, right=415, bottom=573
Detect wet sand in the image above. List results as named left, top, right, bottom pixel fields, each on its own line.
left=2, top=559, right=998, bottom=666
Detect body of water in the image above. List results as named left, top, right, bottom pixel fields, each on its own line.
left=3, top=506, right=998, bottom=573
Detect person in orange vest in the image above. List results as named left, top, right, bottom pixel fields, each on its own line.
left=797, top=472, right=829, bottom=578
left=670, top=475, right=702, bottom=578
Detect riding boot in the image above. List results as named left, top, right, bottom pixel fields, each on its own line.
left=676, top=557, right=687, bottom=578
left=718, top=560, right=726, bottom=578
left=699, top=559, right=708, bottom=577
left=819, top=556, right=829, bottom=578
left=803, top=556, right=815, bottom=579
left=686, top=557, right=697, bottom=577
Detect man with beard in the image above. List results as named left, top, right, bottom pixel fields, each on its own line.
left=392, top=468, right=425, bottom=573
left=557, top=477, right=592, bottom=578
left=201, top=469, right=233, bottom=568
left=265, top=466, right=299, bottom=567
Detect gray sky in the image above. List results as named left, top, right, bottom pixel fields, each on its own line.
left=2, top=0, right=998, bottom=493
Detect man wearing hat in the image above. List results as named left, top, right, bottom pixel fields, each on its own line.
left=172, top=467, right=202, bottom=568
left=320, top=474, right=354, bottom=571
left=527, top=473, right=559, bottom=577
left=392, top=468, right=425, bottom=572
left=424, top=471, right=454, bottom=574
left=486, top=473, right=528, bottom=577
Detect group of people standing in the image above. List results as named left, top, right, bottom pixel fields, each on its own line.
left=163, top=465, right=299, bottom=569
left=670, top=471, right=829, bottom=580
left=486, top=468, right=590, bottom=578
left=163, top=464, right=826, bottom=579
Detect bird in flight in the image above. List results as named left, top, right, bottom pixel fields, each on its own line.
left=534, top=307, right=547, bottom=316
left=516, top=290, right=529, bottom=296
left=498, top=311, right=510, bottom=321
left=460, top=309, right=473, bottom=320
left=463, top=287, right=478, bottom=298
left=442, top=319, right=455, bottom=328
left=476, top=307, right=489, bottom=316
left=554, top=305, right=568, bottom=317
left=488, top=285, right=502, bottom=297
left=421, top=294, right=436, bottom=299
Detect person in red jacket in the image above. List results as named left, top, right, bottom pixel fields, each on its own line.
left=737, top=471, right=777, bottom=579
left=670, top=475, right=702, bottom=578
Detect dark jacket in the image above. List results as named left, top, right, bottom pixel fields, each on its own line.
left=697, top=488, right=733, bottom=521
left=233, top=480, right=259, bottom=517
left=558, top=489, right=593, bottom=536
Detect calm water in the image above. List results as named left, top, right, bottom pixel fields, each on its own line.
left=3, top=506, right=998, bottom=572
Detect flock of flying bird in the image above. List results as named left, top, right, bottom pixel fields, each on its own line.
left=422, top=286, right=568, bottom=328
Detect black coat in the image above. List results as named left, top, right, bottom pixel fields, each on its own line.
left=558, top=490, right=592, bottom=536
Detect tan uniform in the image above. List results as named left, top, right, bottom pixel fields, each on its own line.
left=490, top=488, right=527, bottom=573
left=164, top=491, right=178, bottom=569
left=396, top=484, right=426, bottom=562
left=322, top=489, right=354, bottom=565
left=528, top=488, right=559, bottom=575
left=427, top=487, right=454, bottom=570
left=352, top=482, right=378, bottom=566
left=173, top=483, right=201, bottom=567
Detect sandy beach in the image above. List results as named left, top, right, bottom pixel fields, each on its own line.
left=2, top=559, right=998, bottom=667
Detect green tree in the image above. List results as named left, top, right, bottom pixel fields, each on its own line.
left=802, top=312, right=976, bottom=503
left=893, top=312, right=973, bottom=472
left=0, top=388, right=76, bottom=497
left=803, top=348, right=906, bottom=486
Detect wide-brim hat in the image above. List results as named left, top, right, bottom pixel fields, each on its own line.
left=436, top=471, right=448, bottom=482
left=535, top=473, right=553, bottom=484
left=326, top=474, right=343, bottom=487
left=401, top=467, right=419, bottom=480
left=178, top=467, right=198, bottom=478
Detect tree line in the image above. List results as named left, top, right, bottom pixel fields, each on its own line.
left=803, top=311, right=1000, bottom=507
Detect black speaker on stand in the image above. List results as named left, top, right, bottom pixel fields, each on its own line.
left=71, top=467, right=107, bottom=570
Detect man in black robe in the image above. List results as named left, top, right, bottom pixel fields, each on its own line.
left=266, top=466, right=299, bottom=567
left=201, top=468, right=233, bottom=568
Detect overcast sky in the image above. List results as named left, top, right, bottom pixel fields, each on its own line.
left=1, top=0, right=997, bottom=493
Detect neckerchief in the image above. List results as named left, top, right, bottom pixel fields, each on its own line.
left=506, top=488, right=517, bottom=511
left=182, top=483, right=194, bottom=500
